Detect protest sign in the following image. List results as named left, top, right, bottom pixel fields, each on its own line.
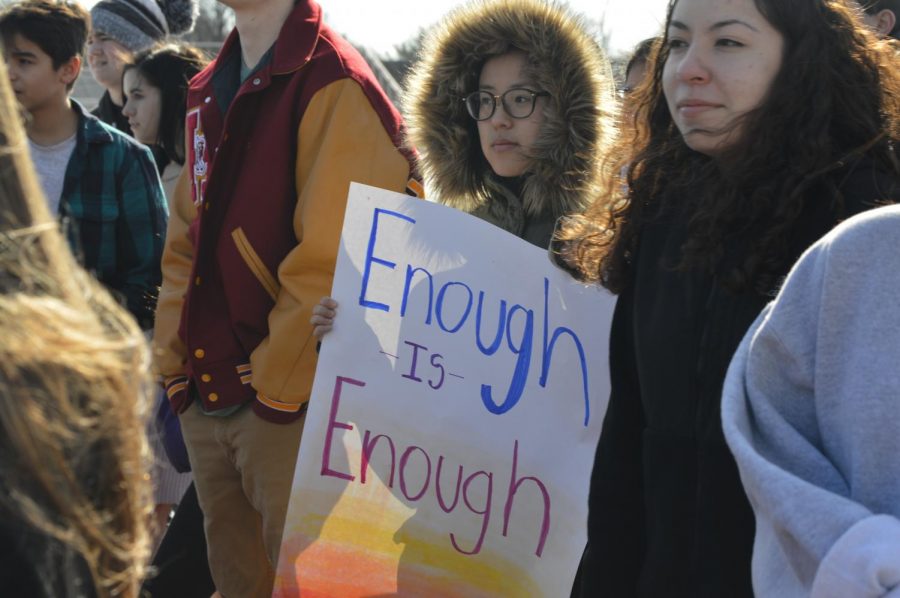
left=273, top=183, right=616, bottom=597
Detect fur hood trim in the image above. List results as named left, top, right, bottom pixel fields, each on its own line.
left=404, top=0, right=617, bottom=230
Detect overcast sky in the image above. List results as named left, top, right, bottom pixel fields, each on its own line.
left=322, top=0, right=669, bottom=58
left=75, top=0, right=670, bottom=59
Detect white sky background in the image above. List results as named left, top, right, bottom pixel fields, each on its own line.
left=76, top=0, right=671, bottom=60
left=322, top=0, right=670, bottom=58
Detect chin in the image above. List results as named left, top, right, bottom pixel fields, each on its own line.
left=682, top=128, right=741, bottom=157
left=488, top=160, right=528, bottom=178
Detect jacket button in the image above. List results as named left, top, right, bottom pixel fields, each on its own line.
left=195, top=276, right=201, bottom=286
left=204, top=96, right=211, bottom=103
left=208, top=393, right=219, bottom=402
left=194, top=349, right=205, bottom=359
left=201, top=374, right=212, bottom=382
left=252, top=77, right=261, bottom=85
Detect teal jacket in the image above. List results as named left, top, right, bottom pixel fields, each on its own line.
left=59, top=100, right=168, bottom=328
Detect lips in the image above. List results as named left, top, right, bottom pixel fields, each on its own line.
left=676, top=99, right=721, bottom=117
left=491, top=139, right=519, bottom=152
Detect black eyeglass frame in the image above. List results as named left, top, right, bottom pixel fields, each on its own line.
left=460, top=88, right=550, bottom=121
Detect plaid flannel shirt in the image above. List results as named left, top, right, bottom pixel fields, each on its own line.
left=59, top=101, right=168, bottom=329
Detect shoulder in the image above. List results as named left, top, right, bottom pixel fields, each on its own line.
left=778, top=204, right=900, bottom=312
left=189, top=54, right=218, bottom=93
left=816, top=204, right=900, bottom=259
left=90, top=119, right=154, bottom=163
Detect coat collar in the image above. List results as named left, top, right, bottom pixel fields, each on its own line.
left=72, top=99, right=115, bottom=146
left=215, top=0, right=321, bottom=77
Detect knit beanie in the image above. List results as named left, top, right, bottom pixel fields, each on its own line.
left=90, top=0, right=198, bottom=53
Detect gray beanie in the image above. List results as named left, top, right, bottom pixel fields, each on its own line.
left=90, top=0, right=198, bottom=53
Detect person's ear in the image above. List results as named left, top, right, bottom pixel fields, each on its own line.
left=58, top=55, right=81, bottom=87
left=874, top=9, right=897, bottom=38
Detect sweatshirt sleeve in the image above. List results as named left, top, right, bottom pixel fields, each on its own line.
left=722, top=207, right=900, bottom=597
left=248, top=78, right=415, bottom=416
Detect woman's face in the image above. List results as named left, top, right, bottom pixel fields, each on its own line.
left=122, top=69, right=161, bottom=145
left=476, top=52, right=546, bottom=178
left=87, top=32, right=133, bottom=93
left=662, top=0, right=784, bottom=156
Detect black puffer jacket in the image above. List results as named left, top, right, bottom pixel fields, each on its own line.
left=403, top=0, right=617, bottom=248
left=578, top=159, right=899, bottom=598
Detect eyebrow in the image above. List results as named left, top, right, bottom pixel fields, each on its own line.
left=669, top=19, right=760, bottom=33
left=479, top=81, right=534, bottom=91
left=10, top=49, right=37, bottom=59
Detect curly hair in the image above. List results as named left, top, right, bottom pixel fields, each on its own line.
left=0, top=54, right=152, bottom=596
left=557, top=0, right=900, bottom=294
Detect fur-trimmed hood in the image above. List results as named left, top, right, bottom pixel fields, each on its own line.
left=404, top=0, right=617, bottom=241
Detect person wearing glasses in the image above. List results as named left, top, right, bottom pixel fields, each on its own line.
left=403, top=0, right=616, bottom=250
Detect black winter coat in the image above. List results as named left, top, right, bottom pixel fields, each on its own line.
left=576, top=160, right=899, bottom=598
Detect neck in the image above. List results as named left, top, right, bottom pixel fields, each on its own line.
left=27, top=96, right=79, bottom=146
left=498, top=174, right=527, bottom=198
left=233, top=0, right=294, bottom=69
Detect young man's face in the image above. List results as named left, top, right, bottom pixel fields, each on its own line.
left=3, top=33, right=77, bottom=113
left=86, top=31, right=131, bottom=91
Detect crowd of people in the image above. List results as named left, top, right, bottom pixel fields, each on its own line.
left=0, top=0, right=898, bottom=596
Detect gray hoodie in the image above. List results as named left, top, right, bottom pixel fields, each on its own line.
left=722, top=205, right=900, bottom=598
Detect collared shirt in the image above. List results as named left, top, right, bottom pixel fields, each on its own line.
left=60, top=100, right=168, bottom=329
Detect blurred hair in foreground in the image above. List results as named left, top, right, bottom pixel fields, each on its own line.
left=0, top=55, right=152, bottom=597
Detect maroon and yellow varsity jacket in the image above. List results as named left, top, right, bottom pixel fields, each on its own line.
left=152, top=0, right=421, bottom=422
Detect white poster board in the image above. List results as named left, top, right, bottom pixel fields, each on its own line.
left=274, top=183, right=616, bottom=597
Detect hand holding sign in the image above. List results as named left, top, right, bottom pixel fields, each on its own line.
left=310, top=296, right=338, bottom=340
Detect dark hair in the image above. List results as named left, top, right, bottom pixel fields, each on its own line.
left=0, top=0, right=88, bottom=69
left=123, top=42, right=207, bottom=165
left=859, top=0, right=900, bottom=36
left=557, top=0, right=900, bottom=294
left=624, top=37, right=659, bottom=80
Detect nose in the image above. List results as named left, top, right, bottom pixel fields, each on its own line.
left=488, top=97, right=512, bottom=128
left=675, top=43, right=710, bottom=84
left=122, top=98, right=134, bottom=117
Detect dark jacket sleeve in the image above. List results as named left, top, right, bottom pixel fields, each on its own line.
left=115, top=143, right=168, bottom=329
left=577, top=285, right=645, bottom=597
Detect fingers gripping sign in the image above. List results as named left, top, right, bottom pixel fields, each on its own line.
left=311, top=296, right=339, bottom=340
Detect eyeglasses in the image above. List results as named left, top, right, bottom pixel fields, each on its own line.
left=462, top=88, right=550, bottom=121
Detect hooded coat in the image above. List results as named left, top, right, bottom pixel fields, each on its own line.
left=404, top=0, right=617, bottom=248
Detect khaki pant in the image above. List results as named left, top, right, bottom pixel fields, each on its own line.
left=181, top=403, right=306, bottom=598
